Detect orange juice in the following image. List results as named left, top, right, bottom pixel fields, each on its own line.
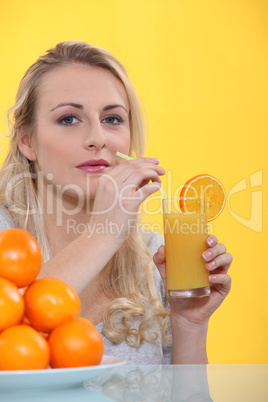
left=163, top=211, right=210, bottom=296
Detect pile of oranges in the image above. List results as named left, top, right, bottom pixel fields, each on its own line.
left=0, top=228, right=104, bottom=371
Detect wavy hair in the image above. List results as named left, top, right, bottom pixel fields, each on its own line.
left=0, top=41, right=169, bottom=346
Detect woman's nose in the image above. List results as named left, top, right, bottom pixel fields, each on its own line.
left=83, top=120, right=107, bottom=150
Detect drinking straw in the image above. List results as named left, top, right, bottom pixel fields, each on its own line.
left=116, top=151, right=171, bottom=211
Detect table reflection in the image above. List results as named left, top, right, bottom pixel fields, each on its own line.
left=1, top=364, right=267, bottom=401
left=0, top=365, right=212, bottom=401
left=86, top=364, right=212, bottom=401
left=0, top=387, right=110, bottom=401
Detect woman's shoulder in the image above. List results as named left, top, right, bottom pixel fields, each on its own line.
left=142, top=230, right=164, bottom=255
left=142, top=230, right=167, bottom=304
left=0, top=205, right=15, bottom=230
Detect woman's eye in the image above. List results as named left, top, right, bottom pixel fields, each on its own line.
left=102, top=115, right=123, bottom=125
left=57, top=114, right=79, bottom=125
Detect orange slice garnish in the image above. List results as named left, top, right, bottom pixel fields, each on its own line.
left=180, top=174, right=226, bottom=221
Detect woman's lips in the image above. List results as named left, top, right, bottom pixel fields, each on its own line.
left=76, top=165, right=109, bottom=173
left=76, top=158, right=110, bottom=173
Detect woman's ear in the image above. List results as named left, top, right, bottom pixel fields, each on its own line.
left=17, top=128, right=37, bottom=161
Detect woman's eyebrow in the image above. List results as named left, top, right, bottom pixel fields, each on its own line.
left=50, top=103, right=84, bottom=112
left=103, top=104, right=128, bottom=113
left=50, top=103, right=128, bottom=113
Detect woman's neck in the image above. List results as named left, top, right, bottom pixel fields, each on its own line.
left=44, top=211, right=91, bottom=256
left=41, top=189, right=95, bottom=256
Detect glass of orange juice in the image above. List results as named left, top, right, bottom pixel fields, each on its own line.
left=162, top=197, right=211, bottom=298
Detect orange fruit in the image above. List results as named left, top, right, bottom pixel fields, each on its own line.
left=24, top=277, right=81, bottom=333
left=48, top=317, right=104, bottom=368
left=0, top=228, right=42, bottom=288
left=0, top=325, right=50, bottom=370
left=0, top=278, right=24, bottom=332
left=180, top=174, right=226, bottom=221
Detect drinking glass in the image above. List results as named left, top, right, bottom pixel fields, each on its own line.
left=162, top=197, right=211, bottom=298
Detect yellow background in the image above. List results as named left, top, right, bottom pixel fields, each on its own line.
left=0, top=0, right=267, bottom=363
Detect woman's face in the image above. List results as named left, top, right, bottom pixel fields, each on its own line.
left=26, top=64, right=131, bottom=204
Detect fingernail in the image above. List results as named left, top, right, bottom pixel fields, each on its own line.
left=158, top=167, right=166, bottom=173
left=209, top=275, right=217, bottom=282
left=151, top=182, right=161, bottom=189
left=202, top=251, right=212, bottom=261
left=207, top=238, right=214, bottom=246
left=207, top=261, right=216, bottom=269
left=151, top=158, right=160, bottom=163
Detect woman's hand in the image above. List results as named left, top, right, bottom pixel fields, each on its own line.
left=154, top=235, right=232, bottom=363
left=89, top=157, right=165, bottom=245
left=41, top=158, right=165, bottom=295
left=153, top=235, right=232, bottom=326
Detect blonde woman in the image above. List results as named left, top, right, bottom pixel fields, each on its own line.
left=0, top=41, right=232, bottom=364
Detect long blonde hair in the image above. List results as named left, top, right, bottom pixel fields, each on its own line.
left=0, top=41, right=169, bottom=346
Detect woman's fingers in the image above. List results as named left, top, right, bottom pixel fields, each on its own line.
left=208, top=273, right=232, bottom=297
left=136, top=181, right=162, bottom=202
left=95, top=157, right=164, bottom=207
left=153, top=245, right=166, bottom=266
left=203, top=237, right=232, bottom=297
left=101, top=158, right=165, bottom=207
left=112, top=158, right=165, bottom=187
left=202, top=237, right=233, bottom=276
left=126, top=166, right=163, bottom=186
left=202, top=243, right=226, bottom=262
left=205, top=253, right=233, bottom=273
left=206, top=235, right=218, bottom=247
left=153, top=245, right=167, bottom=291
